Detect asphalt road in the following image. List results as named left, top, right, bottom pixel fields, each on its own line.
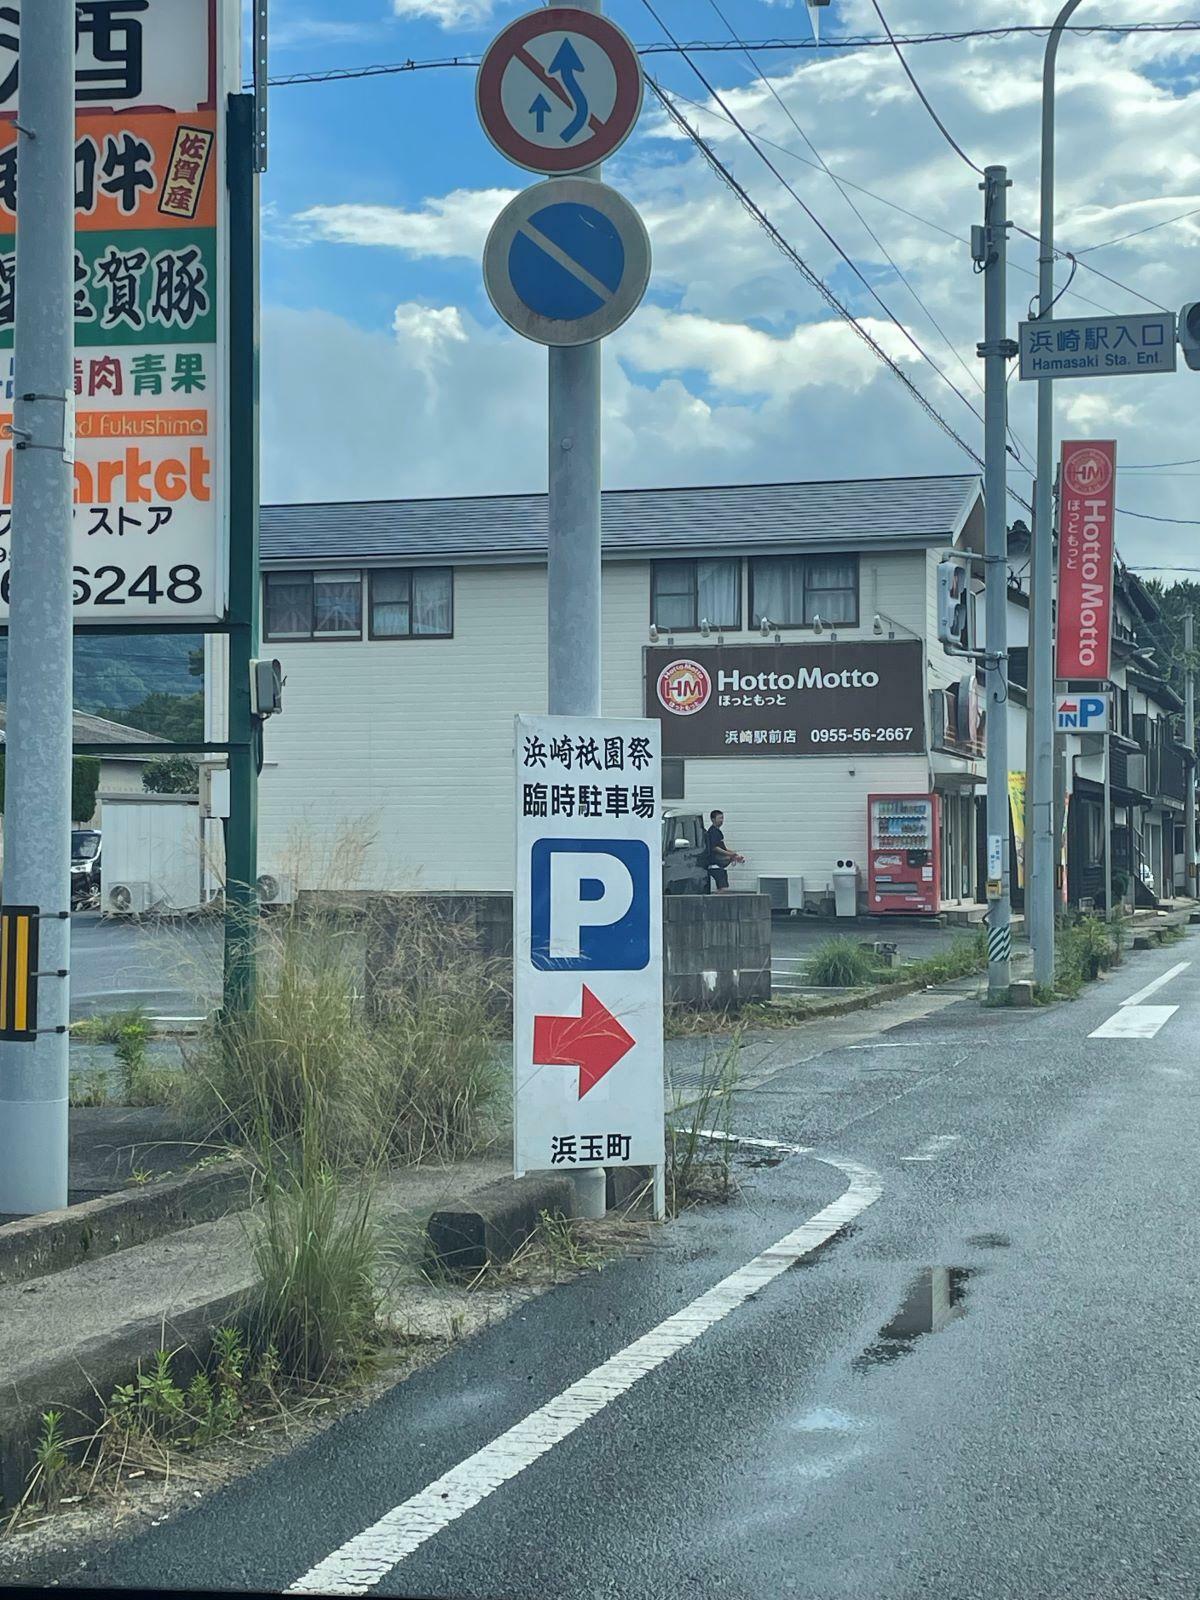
left=27, top=932, right=1200, bottom=1597
left=69, top=910, right=222, bottom=1019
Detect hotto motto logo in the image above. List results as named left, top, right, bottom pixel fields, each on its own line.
left=657, top=659, right=711, bottom=716
left=1064, top=447, right=1113, bottom=497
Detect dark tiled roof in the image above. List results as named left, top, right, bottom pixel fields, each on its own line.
left=0, top=707, right=158, bottom=747
left=260, top=475, right=982, bottom=566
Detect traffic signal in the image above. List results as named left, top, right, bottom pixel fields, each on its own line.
left=937, top=558, right=973, bottom=652
left=1179, top=302, right=1200, bottom=371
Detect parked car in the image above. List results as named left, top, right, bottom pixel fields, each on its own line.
left=662, top=809, right=710, bottom=895
left=70, top=828, right=102, bottom=909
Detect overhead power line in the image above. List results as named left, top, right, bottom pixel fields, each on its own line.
left=254, top=21, right=1200, bottom=89
left=637, top=0, right=1003, bottom=462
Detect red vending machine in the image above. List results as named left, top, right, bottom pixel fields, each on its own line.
left=867, top=793, right=941, bottom=915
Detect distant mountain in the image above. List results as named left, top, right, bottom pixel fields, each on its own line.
left=0, top=633, right=201, bottom=713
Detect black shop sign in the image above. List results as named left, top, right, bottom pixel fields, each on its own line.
left=645, top=640, right=926, bottom=758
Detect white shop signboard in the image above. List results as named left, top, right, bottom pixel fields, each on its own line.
left=513, top=714, right=664, bottom=1178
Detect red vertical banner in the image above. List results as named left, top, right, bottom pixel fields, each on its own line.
left=1056, top=440, right=1116, bottom=680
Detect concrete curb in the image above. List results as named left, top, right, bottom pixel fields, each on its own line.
left=426, top=1173, right=575, bottom=1273
left=0, top=1159, right=255, bottom=1289
left=0, top=1290, right=247, bottom=1506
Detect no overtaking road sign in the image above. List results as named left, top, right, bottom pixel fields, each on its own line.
left=483, top=177, right=651, bottom=347
left=477, top=7, right=644, bottom=175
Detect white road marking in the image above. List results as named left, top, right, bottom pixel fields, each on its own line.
left=900, top=1134, right=961, bottom=1163
left=1089, top=1004, right=1179, bottom=1040
left=696, top=1130, right=810, bottom=1155
left=1120, top=961, right=1190, bottom=1008
left=287, top=1153, right=882, bottom=1595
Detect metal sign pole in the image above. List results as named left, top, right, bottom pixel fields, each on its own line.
left=548, top=0, right=606, bottom=1222
left=980, top=166, right=1012, bottom=992
left=0, top=1, right=75, bottom=1216
left=1104, top=690, right=1113, bottom=923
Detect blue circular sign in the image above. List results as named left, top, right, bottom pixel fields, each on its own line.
left=483, top=177, right=651, bottom=347
left=509, top=201, right=625, bottom=322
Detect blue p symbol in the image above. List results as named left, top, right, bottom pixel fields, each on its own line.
left=530, top=839, right=650, bottom=972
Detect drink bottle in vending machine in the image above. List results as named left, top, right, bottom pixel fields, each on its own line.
left=867, top=793, right=941, bottom=914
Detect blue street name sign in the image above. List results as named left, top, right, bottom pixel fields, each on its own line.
left=1018, top=311, right=1177, bottom=381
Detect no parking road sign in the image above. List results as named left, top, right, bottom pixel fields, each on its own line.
left=483, top=177, right=651, bottom=347
left=477, top=7, right=644, bottom=175
left=514, top=714, right=664, bottom=1177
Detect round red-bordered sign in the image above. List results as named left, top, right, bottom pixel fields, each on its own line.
left=477, top=8, right=644, bottom=176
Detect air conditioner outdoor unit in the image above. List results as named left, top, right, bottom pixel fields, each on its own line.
left=759, top=875, right=805, bottom=912
left=106, top=881, right=157, bottom=916
left=257, top=872, right=296, bottom=907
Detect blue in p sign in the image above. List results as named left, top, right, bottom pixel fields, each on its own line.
left=530, top=838, right=650, bottom=972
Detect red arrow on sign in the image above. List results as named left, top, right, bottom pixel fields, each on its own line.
left=533, top=986, right=635, bottom=1100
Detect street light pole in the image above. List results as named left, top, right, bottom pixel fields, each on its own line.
left=980, top=166, right=1012, bottom=993
left=1030, top=0, right=1085, bottom=990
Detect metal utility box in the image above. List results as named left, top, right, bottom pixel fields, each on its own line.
left=100, top=794, right=204, bottom=916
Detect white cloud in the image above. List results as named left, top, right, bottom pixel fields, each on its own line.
left=389, top=0, right=497, bottom=26
left=262, top=0, right=1200, bottom=566
left=293, top=189, right=517, bottom=258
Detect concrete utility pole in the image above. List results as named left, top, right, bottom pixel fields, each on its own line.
left=1186, top=613, right=1197, bottom=899
left=980, top=166, right=1012, bottom=993
left=1030, top=0, right=1085, bottom=990
left=0, top=1, right=75, bottom=1216
left=547, top=0, right=606, bottom=1222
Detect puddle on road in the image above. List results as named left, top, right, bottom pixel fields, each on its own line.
left=854, top=1267, right=972, bottom=1370
left=965, top=1231, right=1011, bottom=1249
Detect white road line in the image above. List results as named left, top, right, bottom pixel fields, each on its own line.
left=1120, top=961, right=1190, bottom=1008
left=900, top=1134, right=961, bottom=1163
left=1090, top=1004, right=1179, bottom=1040
left=696, top=1130, right=810, bottom=1155
left=287, top=1153, right=882, bottom=1596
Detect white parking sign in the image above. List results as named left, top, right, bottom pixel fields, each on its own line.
left=514, top=715, right=664, bottom=1177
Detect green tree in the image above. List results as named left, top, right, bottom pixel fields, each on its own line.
left=142, top=755, right=199, bottom=795
left=0, top=754, right=102, bottom=822
left=72, top=757, right=101, bottom=823
left=97, top=690, right=204, bottom=744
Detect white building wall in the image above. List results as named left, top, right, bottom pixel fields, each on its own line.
left=258, top=549, right=939, bottom=894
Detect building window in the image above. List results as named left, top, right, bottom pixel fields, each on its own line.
left=369, top=568, right=453, bottom=639
left=662, top=758, right=685, bottom=800
left=651, top=560, right=740, bottom=632
left=750, top=555, right=858, bottom=628
left=264, top=570, right=363, bottom=641
left=1085, top=803, right=1104, bottom=867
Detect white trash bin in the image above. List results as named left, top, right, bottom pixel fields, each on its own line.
left=832, top=861, right=859, bottom=919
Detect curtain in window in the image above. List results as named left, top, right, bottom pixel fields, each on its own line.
left=372, top=570, right=411, bottom=637
left=314, top=572, right=361, bottom=634
left=696, top=560, right=739, bottom=628
left=804, top=558, right=856, bottom=624
left=752, top=558, right=805, bottom=625
left=265, top=575, right=312, bottom=637
left=413, top=569, right=452, bottom=635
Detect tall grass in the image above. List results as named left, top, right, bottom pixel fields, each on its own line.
left=179, top=879, right=503, bottom=1384
left=807, top=936, right=880, bottom=988
left=666, top=1037, right=741, bottom=1212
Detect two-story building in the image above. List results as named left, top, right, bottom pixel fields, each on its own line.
left=212, top=475, right=994, bottom=909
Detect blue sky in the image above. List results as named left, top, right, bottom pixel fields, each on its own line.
left=252, top=0, right=1200, bottom=572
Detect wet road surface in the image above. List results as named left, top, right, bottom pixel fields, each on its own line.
left=23, top=931, right=1200, bottom=1598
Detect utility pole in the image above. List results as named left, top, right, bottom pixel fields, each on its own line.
left=979, top=166, right=1012, bottom=993
left=1030, top=0, right=1085, bottom=991
left=0, top=1, right=75, bottom=1216
left=1186, top=612, right=1197, bottom=899
left=222, top=94, right=261, bottom=1017
left=1103, top=680, right=1113, bottom=922
left=547, top=0, right=606, bottom=1222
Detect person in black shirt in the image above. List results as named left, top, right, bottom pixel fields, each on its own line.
left=706, top=809, right=744, bottom=892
